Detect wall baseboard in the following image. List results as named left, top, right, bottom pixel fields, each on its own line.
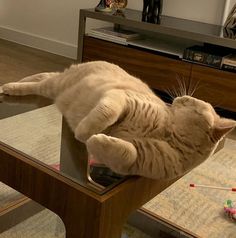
left=0, top=26, right=77, bottom=59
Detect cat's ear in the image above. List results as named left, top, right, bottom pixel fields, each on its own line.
left=211, top=118, right=236, bottom=142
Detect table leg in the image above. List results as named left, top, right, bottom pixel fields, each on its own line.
left=59, top=193, right=126, bottom=238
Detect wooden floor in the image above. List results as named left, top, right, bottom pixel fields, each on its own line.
left=0, top=39, right=74, bottom=84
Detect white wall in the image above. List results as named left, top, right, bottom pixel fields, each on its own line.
left=129, top=0, right=226, bottom=25
left=0, top=0, right=229, bottom=59
left=0, top=0, right=98, bottom=58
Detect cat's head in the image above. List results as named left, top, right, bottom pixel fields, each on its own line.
left=171, top=95, right=235, bottom=165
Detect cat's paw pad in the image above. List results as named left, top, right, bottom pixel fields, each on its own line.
left=86, top=134, right=106, bottom=164
left=87, top=134, right=108, bottom=150
left=86, top=134, right=115, bottom=161
left=87, top=134, right=118, bottom=149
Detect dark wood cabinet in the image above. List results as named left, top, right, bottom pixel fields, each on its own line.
left=83, top=36, right=191, bottom=94
left=190, top=64, right=236, bottom=112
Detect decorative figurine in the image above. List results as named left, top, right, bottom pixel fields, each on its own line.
left=223, top=27, right=236, bottom=39
left=110, top=0, right=128, bottom=15
left=142, top=0, right=163, bottom=24
left=224, top=3, right=236, bottom=29
left=223, top=3, right=236, bottom=39
left=95, top=0, right=113, bottom=12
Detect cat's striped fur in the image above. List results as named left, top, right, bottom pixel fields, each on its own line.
left=2, top=61, right=235, bottom=179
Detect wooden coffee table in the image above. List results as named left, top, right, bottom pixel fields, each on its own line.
left=0, top=94, right=177, bottom=238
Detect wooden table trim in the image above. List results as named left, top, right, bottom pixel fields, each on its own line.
left=0, top=140, right=178, bottom=237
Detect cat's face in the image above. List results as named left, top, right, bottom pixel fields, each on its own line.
left=171, top=96, right=235, bottom=161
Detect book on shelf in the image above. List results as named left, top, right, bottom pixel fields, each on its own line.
left=221, top=64, right=236, bottom=72
left=88, top=27, right=141, bottom=45
left=128, top=37, right=188, bottom=59
left=221, top=54, right=236, bottom=66
left=221, top=54, right=236, bottom=72
left=183, top=45, right=230, bottom=69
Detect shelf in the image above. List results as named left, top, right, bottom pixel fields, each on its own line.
left=80, top=8, right=236, bottom=50
left=79, top=8, right=236, bottom=113
left=128, top=37, right=191, bottom=59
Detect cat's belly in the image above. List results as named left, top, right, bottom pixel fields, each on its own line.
left=107, top=118, right=165, bottom=140
left=108, top=125, right=153, bottom=139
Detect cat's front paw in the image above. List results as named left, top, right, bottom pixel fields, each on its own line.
left=86, top=134, right=111, bottom=164
left=86, top=134, right=137, bottom=174
left=74, top=122, right=92, bottom=143
left=75, top=119, right=105, bottom=143
left=87, top=134, right=118, bottom=151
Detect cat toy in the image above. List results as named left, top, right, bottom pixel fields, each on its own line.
left=224, top=200, right=236, bottom=221
left=190, top=183, right=236, bottom=192
left=190, top=183, right=236, bottom=221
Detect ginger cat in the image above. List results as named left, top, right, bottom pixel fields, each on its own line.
left=1, top=61, right=235, bottom=179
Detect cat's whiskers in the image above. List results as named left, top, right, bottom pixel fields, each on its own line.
left=188, top=80, right=201, bottom=97
left=164, top=88, right=175, bottom=100
left=165, top=86, right=179, bottom=100
left=164, top=77, right=208, bottom=100
left=187, top=80, right=225, bottom=109
left=165, top=75, right=188, bottom=100
left=176, top=75, right=187, bottom=97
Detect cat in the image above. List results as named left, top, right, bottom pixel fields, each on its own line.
left=1, top=61, right=235, bottom=180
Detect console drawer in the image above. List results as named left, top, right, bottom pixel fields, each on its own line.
left=82, top=36, right=191, bottom=92
left=190, top=64, right=236, bottom=112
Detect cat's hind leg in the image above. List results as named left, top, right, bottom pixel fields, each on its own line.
left=19, top=72, right=60, bottom=82
left=1, top=72, right=60, bottom=96
left=2, top=82, right=40, bottom=95
left=86, top=134, right=137, bottom=175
